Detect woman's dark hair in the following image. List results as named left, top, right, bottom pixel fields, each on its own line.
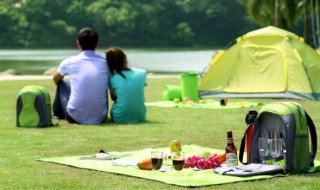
left=106, top=47, right=128, bottom=78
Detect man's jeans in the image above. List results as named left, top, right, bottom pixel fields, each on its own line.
left=53, top=80, right=78, bottom=123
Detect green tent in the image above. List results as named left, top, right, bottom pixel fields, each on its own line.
left=199, top=26, right=320, bottom=100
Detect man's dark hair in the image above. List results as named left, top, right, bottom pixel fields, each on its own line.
left=77, top=28, right=99, bottom=50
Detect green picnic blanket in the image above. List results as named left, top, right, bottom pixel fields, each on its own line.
left=145, top=100, right=263, bottom=109
left=36, top=144, right=320, bottom=187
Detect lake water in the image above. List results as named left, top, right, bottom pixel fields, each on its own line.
left=0, top=49, right=215, bottom=75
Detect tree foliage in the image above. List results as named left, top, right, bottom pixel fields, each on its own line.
left=0, top=0, right=255, bottom=48
left=241, top=0, right=304, bottom=29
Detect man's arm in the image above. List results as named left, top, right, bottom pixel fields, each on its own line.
left=53, top=71, right=64, bottom=85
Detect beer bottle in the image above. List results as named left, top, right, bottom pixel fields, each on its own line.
left=226, top=130, right=238, bottom=167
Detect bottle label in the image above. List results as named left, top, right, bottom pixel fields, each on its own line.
left=226, top=153, right=238, bottom=167
left=227, top=137, right=233, bottom=144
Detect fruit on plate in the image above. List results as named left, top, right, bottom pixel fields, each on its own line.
left=216, top=151, right=226, bottom=162
left=184, top=154, right=221, bottom=170
left=199, top=100, right=206, bottom=104
left=173, top=98, right=180, bottom=103
left=200, top=151, right=211, bottom=159
left=164, top=153, right=173, bottom=160
left=183, top=97, right=191, bottom=101
left=137, top=158, right=152, bottom=170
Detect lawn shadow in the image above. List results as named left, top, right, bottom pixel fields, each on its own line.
left=16, top=119, right=61, bottom=130
left=97, top=119, right=162, bottom=127
left=296, top=171, right=320, bottom=177
left=27, top=118, right=163, bottom=128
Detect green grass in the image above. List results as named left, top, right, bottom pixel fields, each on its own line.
left=1, top=78, right=320, bottom=190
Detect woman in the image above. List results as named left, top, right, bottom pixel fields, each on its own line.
left=106, top=47, right=147, bottom=123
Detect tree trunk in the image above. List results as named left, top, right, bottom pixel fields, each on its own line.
left=275, top=0, right=281, bottom=27
left=316, top=0, right=320, bottom=48
left=311, top=0, right=317, bottom=47
left=305, top=0, right=310, bottom=45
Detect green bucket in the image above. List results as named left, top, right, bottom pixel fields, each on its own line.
left=162, top=85, right=182, bottom=100
left=181, top=72, right=198, bottom=101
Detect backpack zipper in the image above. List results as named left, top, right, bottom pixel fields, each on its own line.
left=290, top=102, right=303, bottom=132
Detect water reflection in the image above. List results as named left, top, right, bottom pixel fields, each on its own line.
left=0, top=49, right=215, bottom=75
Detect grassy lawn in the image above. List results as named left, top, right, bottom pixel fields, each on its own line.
left=0, top=78, right=320, bottom=190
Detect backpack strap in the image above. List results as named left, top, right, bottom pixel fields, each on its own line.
left=305, top=112, right=317, bottom=167
left=239, top=127, right=248, bottom=165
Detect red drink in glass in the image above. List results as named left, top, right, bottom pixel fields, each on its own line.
left=151, top=157, right=163, bottom=170
left=172, top=159, right=184, bottom=171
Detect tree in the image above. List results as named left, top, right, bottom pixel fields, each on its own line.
left=241, top=0, right=303, bottom=29
left=175, top=0, right=254, bottom=46
left=20, top=0, right=77, bottom=47
left=0, top=0, right=256, bottom=48
left=0, top=1, right=26, bottom=47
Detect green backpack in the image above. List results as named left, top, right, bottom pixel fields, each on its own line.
left=16, top=85, right=53, bottom=128
left=242, top=102, right=317, bottom=173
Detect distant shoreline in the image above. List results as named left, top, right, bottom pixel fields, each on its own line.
left=0, top=49, right=213, bottom=75
left=0, top=74, right=180, bottom=81
left=0, top=47, right=219, bottom=51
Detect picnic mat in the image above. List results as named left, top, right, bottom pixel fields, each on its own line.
left=145, top=100, right=263, bottom=109
left=35, top=144, right=320, bottom=187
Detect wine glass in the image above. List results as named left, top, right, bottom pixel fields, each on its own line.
left=258, top=138, right=269, bottom=164
left=172, top=152, right=185, bottom=171
left=151, top=150, right=163, bottom=170
left=269, top=139, right=283, bottom=165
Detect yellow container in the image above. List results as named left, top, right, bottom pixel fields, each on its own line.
left=169, top=140, right=181, bottom=153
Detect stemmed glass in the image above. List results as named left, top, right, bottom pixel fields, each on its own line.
left=269, top=139, right=283, bottom=165
left=258, top=138, right=269, bottom=164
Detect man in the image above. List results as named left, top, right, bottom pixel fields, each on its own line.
left=53, top=28, right=109, bottom=124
